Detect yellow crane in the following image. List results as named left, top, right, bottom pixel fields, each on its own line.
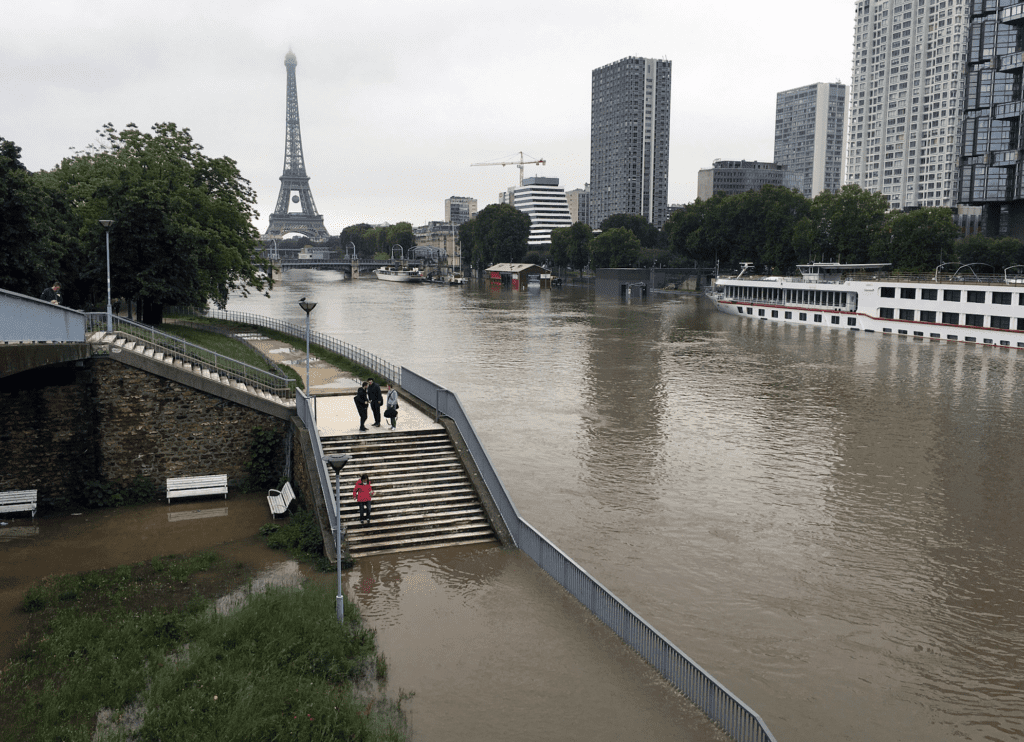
left=470, top=151, right=546, bottom=187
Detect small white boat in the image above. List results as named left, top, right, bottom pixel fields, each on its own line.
left=374, top=266, right=422, bottom=283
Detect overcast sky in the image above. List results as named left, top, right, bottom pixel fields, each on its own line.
left=5, top=0, right=853, bottom=234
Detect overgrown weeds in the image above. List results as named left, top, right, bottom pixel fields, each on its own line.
left=260, top=509, right=342, bottom=572
left=2, top=553, right=408, bottom=742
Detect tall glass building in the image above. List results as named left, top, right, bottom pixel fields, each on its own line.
left=774, top=82, right=846, bottom=198
left=958, top=0, right=1024, bottom=236
left=846, top=0, right=969, bottom=210
left=589, top=56, right=672, bottom=227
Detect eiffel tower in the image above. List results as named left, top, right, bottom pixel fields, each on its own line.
left=263, top=50, right=330, bottom=242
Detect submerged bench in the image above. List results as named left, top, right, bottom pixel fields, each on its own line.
left=267, top=481, right=296, bottom=518
left=166, top=475, right=228, bottom=504
left=0, top=489, right=38, bottom=518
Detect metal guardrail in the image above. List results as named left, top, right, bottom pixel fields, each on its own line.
left=0, top=288, right=86, bottom=343
left=174, top=307, right=400, bottom=385
left=400, top=368, right=778, bottom=742
left=295, top=390, right=338, bottom=539
left=84, top=313, right=294, bottom=399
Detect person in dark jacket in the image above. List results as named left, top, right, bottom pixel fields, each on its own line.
left=354, top=381, right=369, bottom=431
left=41, top=281, right=62, bottom=305
left=367, top=378, right=383, bottom=427
left=352, top=473, right=373, bottom=524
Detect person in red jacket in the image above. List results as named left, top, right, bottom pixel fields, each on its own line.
left=352, top=473, right=373, bottom=524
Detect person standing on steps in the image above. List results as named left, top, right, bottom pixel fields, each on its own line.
left=384, top=382, right=399, bottom=429
left=367, top=378, right=383, bottom=427
left=354, top=381, right=369, bottom=432
left=352, top=473, right=373, bottom=524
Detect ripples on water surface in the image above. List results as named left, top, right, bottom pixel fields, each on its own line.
left=231, top=273, right=1024, bottom=742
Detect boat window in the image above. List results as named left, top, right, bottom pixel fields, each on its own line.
left=942, top=312, right=959, bottom=324
left=920, top=311, right=936, bottom=322
left=944, top=290, right=961, bottom=301
left=930, top=333, right=941, bottom=338
left=966, top=291, right=985, bottom=303
left=947, top=335, right=958, bottom=340
left=771, top=310, right=778, bottom=318
left=758, top=309, right=765, bottom=316
left=847, top=317, right=857, bottom=326
left=900, top=287, right=916, bottom=299
left=881, top=286, right=896, bottom=298
left=914, top=331, right=923, bottom=336
left=900, top=309, right=915, bottom=320
left=965, top=337, right=976, bottom=342
left=880, top=307, right=895, bottom=319
left=785, top=311, right=792, bottom=319
left=814, top=314, right=822, bottom=322
left=831, top=316, right=840, bottom=324
left=898, top=329, right=908, bottom=335
left=1018, top=318, right=1024, bottom=330
left=921, top=289, right=938, bottom=300
left=1001, top=340, right=1010, bottom=346
left=965, top=314, right=984, bottom=327
left=990, top=316, right=1010, bottom=329
left=991, top=292, right=1011, bottom=305
left=799, top=313, right=807, bottom=321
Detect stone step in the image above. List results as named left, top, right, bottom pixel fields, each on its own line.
left=342, top=507, right=487, bottom=529
left=345, top=516, right=490, bottom=544
left=347, top=528, right=497, bottom=557
left=349, top=537, right=497, bottom=558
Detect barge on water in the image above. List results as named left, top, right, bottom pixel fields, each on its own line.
left=707, top=262, right=1024, bottom=349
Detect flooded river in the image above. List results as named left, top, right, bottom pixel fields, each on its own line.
left=228, top=271, right=1023, bottom=742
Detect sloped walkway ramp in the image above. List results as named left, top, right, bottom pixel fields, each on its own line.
left=321, top=428, right=497, bottom=557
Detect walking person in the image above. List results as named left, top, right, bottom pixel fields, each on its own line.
left=367, top=378, right=383, bottom=427
left=352, top=473, right=373, bottom=524
left=40, top=281, right=62, bottom=305
left=354, top=381, right=369, bottom=431
left=384, top=383, right=399, bottom=429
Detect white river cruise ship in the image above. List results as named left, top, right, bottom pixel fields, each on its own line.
left=707, top=262, right=1024, bottom=349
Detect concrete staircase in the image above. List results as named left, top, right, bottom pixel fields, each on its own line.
left=87, top=331, right=295, bottom=407
left=322, top=429, right=498, bottom=557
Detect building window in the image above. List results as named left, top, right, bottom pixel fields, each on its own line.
left=880, top=286, right=896, bottom=297
left=880, top=307, right=895, bottom=318
left=992, top=292, right=1011, bottom=305
left=900, top=287, right=916, bottom=299
left=966, top=291, right=985, bottom=303
left=899, top=309, right=915, bottom=320
left=942, top=312, right=958, bottom=324
left=921, top=288, right=938, bottom=300
left=920, top=310, right=936, bottom=322
left=965, top=314, right=984, bottom=327
left=990, top=316, right=1010, bottom=329
left=943, top=290, right=960, bottom=301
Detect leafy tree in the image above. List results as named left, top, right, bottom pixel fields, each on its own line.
left=0, top=138, right=65, bottom=297
left=550, top=222, right=593, bottom=274
left=459, top=204, right=531, bottom=268
left=809, top=184, right=887, bottom=264
left=338, top=223, right=374, bottom=258
left=590, top=227, right=642, bottom=269
left=957, top=234, right=1024, bottom=272
left=44, top=123, right=271, bottom=323
left=599, top=213, right=660, bottom=249
left=875, top=208, right=959, bottom=272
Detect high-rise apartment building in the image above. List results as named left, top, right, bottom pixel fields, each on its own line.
left=513, top=176, right=573, bottom=247
left=774, top=82, right=847, bottom=198
left=445, top=196, right=477, bottom=226
left=958, top=1, right=1024, bottom=237
left=846, top=0, right=969, bottom=210
left=589, top=56, right=672, bottom=227
left=565, top=185, right=590, bottom=224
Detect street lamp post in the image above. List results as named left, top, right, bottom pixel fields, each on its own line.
left=99, top=220, right=114, bottom=332
left=324, top=453, right=352, bottom=623
left=298, top=298, right=317, bottom=392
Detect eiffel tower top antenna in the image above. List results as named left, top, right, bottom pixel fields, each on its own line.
left=263, top=49, right=330, bottom=242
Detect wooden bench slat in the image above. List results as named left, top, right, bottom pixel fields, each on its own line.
left=166, top=475, right=228, bottom=504
left=0, top=489, right=38, bottom=518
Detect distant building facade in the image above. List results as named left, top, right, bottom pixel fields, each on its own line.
left=589, top=56, right=672, bottom=227
left=413, top=221, right=461, bottom=274
left=697, top=160, right=804, bottom=200
left=774, top=82, right=846, bottom=198
left=565, top=185, right=590, bottom=224
left=845, top=0, right=968, bottom=211
left=445, top=196, right=477, bottom=226
left=513, top=176, right=573, bottom=247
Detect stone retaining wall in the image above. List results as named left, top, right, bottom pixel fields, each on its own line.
left=0, top=357, right=287, bottom=512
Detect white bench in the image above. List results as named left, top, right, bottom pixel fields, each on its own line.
left=267, top=482, right=296, bottom=518
left=166, top=475, right=228, bottom=504
left=0, top=489, right=37, bottom=518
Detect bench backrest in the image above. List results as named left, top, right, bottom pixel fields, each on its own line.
left=0, top=490, right=38, bottom=503
left=167, top=475, right=228, bottom=493
left=280, top=481, right=296, bottom=500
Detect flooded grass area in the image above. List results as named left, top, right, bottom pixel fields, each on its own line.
left=0, top=550, right=407, bottom=742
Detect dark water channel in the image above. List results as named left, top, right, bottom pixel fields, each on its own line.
left=228, top=271, right=1023, bottom=742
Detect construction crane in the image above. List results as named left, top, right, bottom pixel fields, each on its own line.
left=470, top=151, right=546, bottom=187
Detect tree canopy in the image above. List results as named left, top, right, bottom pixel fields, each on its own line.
left=458, top=204, right=531, bottom=269
left=590, top=227, right=642, bottom=269
left=0, top=125, right=271, bottom=322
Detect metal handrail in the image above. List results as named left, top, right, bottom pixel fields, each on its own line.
left=400, top=367, right=777, bottom=742
left=173, top=307, right=400, bottom=385
left=85, top=313, right=294, bottom=399
left=295, top=391, right=337, bottom=538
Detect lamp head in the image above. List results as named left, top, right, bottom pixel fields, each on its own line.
left=324, top=454, right=351, bottom=473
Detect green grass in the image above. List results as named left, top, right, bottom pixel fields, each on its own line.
left=2, top=554, right=408, bottom=742
left=158, top=324, right=276, bottom=373
left=165, top=315, right=378, bottom=386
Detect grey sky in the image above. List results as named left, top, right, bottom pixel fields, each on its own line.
left=4, top=0, right=852, bottom=234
